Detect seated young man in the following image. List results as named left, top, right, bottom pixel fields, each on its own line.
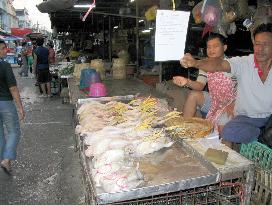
left=174, top=33, right=237, bottom=133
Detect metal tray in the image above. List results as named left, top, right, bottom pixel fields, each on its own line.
left=80, top=138, right=219, bottom=204
left=75, top=95, right=220, bottom=204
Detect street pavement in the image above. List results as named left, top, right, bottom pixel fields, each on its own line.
left=0, top=65, right=85, bottom=205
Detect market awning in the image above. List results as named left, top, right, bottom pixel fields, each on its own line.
left=26, top=33, right=48, bottom=40
left=11, top=28, right=33, bottom=37
left=37, top=0, right=77, bottom=13
left=0, top=34, right=23, bottom=41
left=47, top=0, right=161, bottom=33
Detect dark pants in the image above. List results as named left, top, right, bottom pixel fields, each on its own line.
left=37, top=69, right=51, bottom=84
left=221, top=115, right=269, bottom=144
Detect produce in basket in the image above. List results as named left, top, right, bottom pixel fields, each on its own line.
left=165, top=117, right=213, bottom=139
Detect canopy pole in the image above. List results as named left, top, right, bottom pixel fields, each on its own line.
left=136, top=0, right=139, bottom=76
left=108, top=16, right=112, bottom=62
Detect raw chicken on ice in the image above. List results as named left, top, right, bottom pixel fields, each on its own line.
left=93, top=149, right=125, bottom=168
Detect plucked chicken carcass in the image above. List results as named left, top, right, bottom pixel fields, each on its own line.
left=91, top=163, right=122, bottom=187
left=99, top=165, right=144, bottom=193
left=93, top=149, right=126, bottom=169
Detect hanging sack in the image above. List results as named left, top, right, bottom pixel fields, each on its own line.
left=201, top=0, right=222, bottom=27
left=192, top=1, right=204, bottom=24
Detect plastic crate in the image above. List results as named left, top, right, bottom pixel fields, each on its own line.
left=240, top=141, right=272, bottom=205
left=240, top=141, right=272, bottom=170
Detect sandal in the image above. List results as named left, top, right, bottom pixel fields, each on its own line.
left=0, top=161, right=12, bottom=175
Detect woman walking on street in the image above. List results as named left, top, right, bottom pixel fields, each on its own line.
left=18, top=42, right=29, bottom=77
left=0, top=40, right=25, bottom=174
left=47, top=41, right=55, bottom=65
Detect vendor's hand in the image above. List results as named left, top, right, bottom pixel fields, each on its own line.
left=180, top=53, right=197, bottom=68
left=224, top=102, right=235, bottom=119
left=173, top=76, right=188, bottom=87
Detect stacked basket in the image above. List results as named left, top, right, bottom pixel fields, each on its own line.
left=90, top=59, right=105, bottom=80
left=112, top=58, right=126, bottom=80
left=73, top=63, right=91, bottom=85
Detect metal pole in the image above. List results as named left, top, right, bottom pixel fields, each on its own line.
left=159, top=63, right=162, bottom=83
left=136, top=0, right=139, bottom=76
left=69, top=9, right=143, bottom=19
left=103, top=16, right=105, bottom=59
left=108, top=16, right=112, bottom=62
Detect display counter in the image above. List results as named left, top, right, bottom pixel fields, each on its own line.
left=78, top=128, right=253, bottom=205
left=68, top=78, right=254, bottom=205
left=185, top=139, right=254, bottom=205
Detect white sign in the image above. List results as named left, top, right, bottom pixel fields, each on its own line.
left=155, top=10, right=190, bottom=61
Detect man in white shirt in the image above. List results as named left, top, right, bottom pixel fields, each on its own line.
left=180, top=23, right=272, bottom=145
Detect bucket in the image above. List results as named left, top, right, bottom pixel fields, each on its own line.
left=79, top=68, right=97, bottom=91
left=88, top=83, right=107, bottom=97
left=89, top=72, right=102, bottom=85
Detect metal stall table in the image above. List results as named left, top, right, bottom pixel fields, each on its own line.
left=79, top=136, right=252, bottom=205
left=75, top=97, right=254, bottom=205
left=79, top=138, right=219, bottom=204
left=185, top=139, right=255, bottom=205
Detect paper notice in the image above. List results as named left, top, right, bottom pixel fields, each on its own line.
left=155, top=10, right=190, bottom=61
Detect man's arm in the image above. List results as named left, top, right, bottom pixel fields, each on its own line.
left=173, top=76, right=206, bottom=91
left=186, top=79, right=206, bottom=91
left=9, top=86, right=25, bottom=121
left=180, top=53, right=231, bottom=72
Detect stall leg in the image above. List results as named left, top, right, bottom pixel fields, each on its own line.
left=243, top=165, right=255, bottom=205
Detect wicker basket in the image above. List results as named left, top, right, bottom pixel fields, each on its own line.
left=90, top=59, right=105, bottom=80
left=112, top=58, right=126, bottom=68
left=73, top=63, right=91, bottom=80
left=112, top=58, right=126, bottom=79
left=112, top=68, right=126, bottom=80
left=165, top=117, right=213, bottom=139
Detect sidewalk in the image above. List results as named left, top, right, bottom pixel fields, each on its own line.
left=0, top=65, right=85, bottom=205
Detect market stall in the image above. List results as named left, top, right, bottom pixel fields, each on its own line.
left=49, top=62, right=74, bottom=96
left=72, top=91, right=253, bottom=205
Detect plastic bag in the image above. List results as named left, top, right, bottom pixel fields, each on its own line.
left=251, top=4, right=272, bottom=38
left=145, top=5, right=158, bottom=21
left=79, top=68, right=96, bottom=91
left=192, top=1, right=203, bottom=24
left=201, top=0, right=222, bottom=27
